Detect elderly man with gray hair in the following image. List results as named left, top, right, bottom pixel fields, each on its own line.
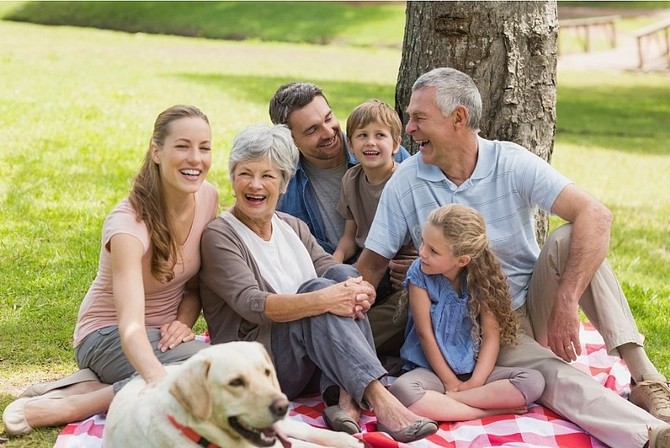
left=357, top=67, right=670, bottom=448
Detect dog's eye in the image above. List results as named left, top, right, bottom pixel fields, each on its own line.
left=229, top=377, right=246, bottom=387
left=265, top=368, right=272, bottom=377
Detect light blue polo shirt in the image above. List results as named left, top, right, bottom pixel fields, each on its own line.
left=365, top=136, right=572, bottom=309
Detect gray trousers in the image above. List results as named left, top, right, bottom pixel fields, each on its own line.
left=271, top=264, right=387, bottom=408
left=390, top=365, right=545, bottom=407
left=497, top=224, right=663, bottom=448
left=75, top=325, right=209, bottom=392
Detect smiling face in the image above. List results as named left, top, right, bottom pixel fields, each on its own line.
left=231, top=156, right=284, bottom=224
left=151, top=116, right=212, bottom=201
left=348, top=121, right=399, bottom=176
left=286, top=95, right=345, bottom=169
left=418, top=222, right=469, bottom=282
left=405, top=87, right=456, bottom=168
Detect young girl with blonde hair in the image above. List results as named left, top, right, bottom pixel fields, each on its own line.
left=390, top=204, right=545, bottom=421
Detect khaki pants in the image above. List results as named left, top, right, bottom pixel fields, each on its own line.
left=368, top=289, right=407, bottom=357
left=498, top=224, right=662, bottom=448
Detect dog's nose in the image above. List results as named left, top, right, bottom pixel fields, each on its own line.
left=270, top=398, right=289, bottom=418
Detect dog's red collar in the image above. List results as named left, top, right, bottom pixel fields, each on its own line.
left=167, top=414, right=221, bottom=448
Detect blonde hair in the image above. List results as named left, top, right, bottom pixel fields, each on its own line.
left=345, top=99, right=402, bottom=145
left=425, top=204, right=520, bottom=345
left=129, top=105, right=209, bottom=283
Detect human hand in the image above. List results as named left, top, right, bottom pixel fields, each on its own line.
left=443, top=379, right=463, bottom=393
left=546, top=299, right=582, bottom=362
left=141, top=368, right=168, bottom=393
left=455, top=377, right=484, bottom=392
left=354, top=278, right=375, bottom=319
left=329, top=277, right=375, bottom=319
left=158, top=320, right=195, bottom=352
left=388, top=254, right=416, bottom=290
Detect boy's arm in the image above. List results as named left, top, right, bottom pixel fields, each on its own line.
left=333, top=219, right=358, bottom=263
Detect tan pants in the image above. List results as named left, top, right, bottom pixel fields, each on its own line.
left=498, top=224, right=662, bottom=448
left=368, top=289, right=407, bottom=357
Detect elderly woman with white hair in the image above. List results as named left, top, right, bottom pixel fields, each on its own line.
left=199, top=123, right=437, bottom=444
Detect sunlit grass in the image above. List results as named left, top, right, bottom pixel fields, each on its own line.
left=1, top=1, right=406, bottom=48
left=0, top=25, right=404, bottom=445
left=1, top=9, right=669, bottom=446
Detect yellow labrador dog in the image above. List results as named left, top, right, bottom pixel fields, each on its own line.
left=103, top=341, right=362, bottom=448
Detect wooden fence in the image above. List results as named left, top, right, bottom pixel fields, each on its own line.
left=559, top=15, right=620, bottom=55
left=634, top=17, right=670, bottom=69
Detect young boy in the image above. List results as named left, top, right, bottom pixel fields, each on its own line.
left=334, top=99, right=416, bottom=300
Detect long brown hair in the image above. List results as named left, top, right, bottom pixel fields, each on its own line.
left=128, top=105, right=209, bottom=283
left=427, top=204, right=520, bottom=346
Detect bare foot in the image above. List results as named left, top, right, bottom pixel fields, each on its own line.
left=25, top=385, right=114, bottom=429
left=365, top=381, right=425, bottom=431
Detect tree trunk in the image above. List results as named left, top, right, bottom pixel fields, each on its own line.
left=395, top=0, right=558, bottom=243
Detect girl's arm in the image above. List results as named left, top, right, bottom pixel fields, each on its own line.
left=333, top=219, right=358, bottom=264
left=158, top=275, right=199, bottom=352
left=409, top=283, right=461, bottom=391
left=111, top=233, right=167, bottom=386
left=460, top=305, right=499, bottom=390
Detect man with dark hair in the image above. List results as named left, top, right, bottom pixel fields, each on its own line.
left=269, top=82, right=411, bottom=359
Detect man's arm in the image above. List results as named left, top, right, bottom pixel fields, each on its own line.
left=548, top=183, right=613, bottom=361
left=355, top=248, right=391, bottom=290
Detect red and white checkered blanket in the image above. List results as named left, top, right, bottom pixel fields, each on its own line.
left=54, top=323, right=630, bottom=448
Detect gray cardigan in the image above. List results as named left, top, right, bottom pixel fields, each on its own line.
left=199, top=211, right=337, bottom=356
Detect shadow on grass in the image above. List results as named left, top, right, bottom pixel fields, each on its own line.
left=183, top=72, right=670, bottom=158
left=176, top=73, right=670, bottom=157
left=172, top=72, right=397, bottom=121
left=4, top=1, right=399, bottom=45
left=556, top=84, right=670, bottom=155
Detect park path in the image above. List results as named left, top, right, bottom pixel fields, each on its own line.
left=558, top=7, right=670, bottom=73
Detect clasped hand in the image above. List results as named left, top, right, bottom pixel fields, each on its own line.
left=331, top=276, right=375, bottom=320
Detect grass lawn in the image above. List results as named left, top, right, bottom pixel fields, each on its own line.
left=1, top=1, right=407, bottom=48
left=1, top=8, right=669, bottom=448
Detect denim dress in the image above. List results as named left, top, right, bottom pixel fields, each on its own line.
left=400, top=258, right=478, bottom=375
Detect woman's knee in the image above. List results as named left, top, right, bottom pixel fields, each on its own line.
left=296, top=265, right=360, bottom=293
left=323, top=264, right=360, bottom=283
left=297, top=277, right=336, bottom=293
left=510, top=369, right=546, bottom=404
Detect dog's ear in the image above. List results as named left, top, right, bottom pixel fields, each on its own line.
left=258, top=342, right=281, bottom=389
left=169, top=357, right=212, bottom=421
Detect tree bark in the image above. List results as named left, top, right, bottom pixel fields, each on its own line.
left=395, top=0, right=558, bottom=242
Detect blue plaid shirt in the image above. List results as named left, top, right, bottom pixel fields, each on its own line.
left=278, top=133, right=411, bottom=253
